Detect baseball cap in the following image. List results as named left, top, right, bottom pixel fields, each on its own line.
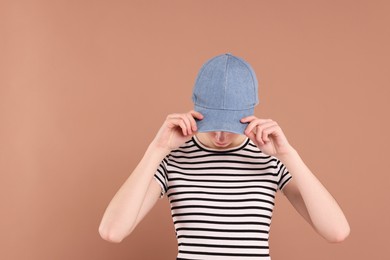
left=192, top=53, right=259, bottom=135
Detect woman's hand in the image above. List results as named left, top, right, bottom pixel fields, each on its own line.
left=241, top=116, right=294, bottom=158
left=151, top=110, right=204, bottom=154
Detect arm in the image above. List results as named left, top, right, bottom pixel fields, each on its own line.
left=279, top=149, right=350, bottom=243
left=98, top=110, right=203, bottom=243
left=241, top=116, right=350, bottom=243
left=98, top=145, right=168, bottom=243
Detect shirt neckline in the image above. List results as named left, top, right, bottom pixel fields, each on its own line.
left=192, top=135, right=250, bottom=153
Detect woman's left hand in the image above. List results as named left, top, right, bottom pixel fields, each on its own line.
left=241, top=116, right=295, bottom=158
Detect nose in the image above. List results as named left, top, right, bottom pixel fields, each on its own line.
left=215, top=131, right=227, bottom=142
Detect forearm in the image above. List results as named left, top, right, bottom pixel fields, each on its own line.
left=278, top=148, right=350, bottom=242
left=98, top=144, right=168, bottom=242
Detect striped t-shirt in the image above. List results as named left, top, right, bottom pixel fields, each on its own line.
left=153, top=135, right=292, bottom=260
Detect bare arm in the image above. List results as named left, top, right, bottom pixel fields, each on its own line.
left=279, top=149, right=350, bottom=243
left=98, top=144, right=167, bottom=243
left=98, top=111, right=203, bottom=243
left=241, top=116, right=350, bottom=243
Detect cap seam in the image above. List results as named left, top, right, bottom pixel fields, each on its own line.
left=194, top=104, right=255, bottom=111
left=192, top=54, right=225, bottom=103
left=234, top=57, right=259, bottom=106
left=192, top=53, right=259, bottom=110
left=223, top=54, right=229, bottom=109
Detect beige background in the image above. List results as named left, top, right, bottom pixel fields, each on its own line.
left=1, top=0, right=389, bottom=259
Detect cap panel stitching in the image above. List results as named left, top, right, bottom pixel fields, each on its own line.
left=192, top=54, right=225, bottom=104
left=193, top=53, right=258, bottom=109
left=194, top=104, right=255, bottom=111
left=223, top=54, right=229, bottom=109
left=234, top=57, right=259, bottom=106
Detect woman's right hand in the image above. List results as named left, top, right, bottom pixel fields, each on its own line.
left=150, top=110, right=204, bottom=154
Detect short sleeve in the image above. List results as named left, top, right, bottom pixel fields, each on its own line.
left=276, top=159, right=292, bottom=193
left=153, top=157, right=169, bottom=199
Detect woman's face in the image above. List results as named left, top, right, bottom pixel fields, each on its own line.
left=196, top=131, right=247, bottom=149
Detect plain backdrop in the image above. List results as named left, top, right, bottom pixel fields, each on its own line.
left=1, top=0, right=389, bottom=259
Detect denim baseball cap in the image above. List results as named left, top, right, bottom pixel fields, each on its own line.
left=192, top=53, right=259, bottom=135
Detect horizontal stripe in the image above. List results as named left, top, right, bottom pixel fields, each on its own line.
left=168, top=170, right=279, bottom=177
left=169, top=177, right=279, bottom=183
left=167, top=190, right=275, bottom=199
left=168, top=164, right=279, bottom=172
left=170, top=152, right=273, bottom=160
left=280, top=175, right=292, bottom=190
left=177, top=234, right=269, bottom=241
left=176, top=227, right=269, bottom=233
left=169, top=157, right=275, bottom=165
left=170, top=197, right=274, bottom=206
left=153, top=137, right=292, bottom=259
left=168, top=184, right=277, bottom=192
left=171, top=205, right=274, bottom=212
left=178, top=250, right=269, bottom=257
left=172, top=212, right=272, bottom=219
left=174, top=219, right=270, bottom=226
left=178, top=242, right=269, bottom=249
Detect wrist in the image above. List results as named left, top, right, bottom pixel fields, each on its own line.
left=276, top=145, right=299, bottom=162
left=147, top=141, right=171, bottom=158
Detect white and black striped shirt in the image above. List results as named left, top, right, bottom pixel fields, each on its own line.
left=153, top=136, right=292, bottom=260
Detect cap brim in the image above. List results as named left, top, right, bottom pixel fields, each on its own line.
left=194, top=105, right=253, bottom=135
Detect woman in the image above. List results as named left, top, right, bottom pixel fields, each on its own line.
left=99, top=53, right=350, bottom=259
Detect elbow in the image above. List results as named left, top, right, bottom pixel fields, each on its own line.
left=327, top=223, right=351, bottom=243
left=98, top=224, right=132, bottom=244
left=99, top=231, right=123, bottom=244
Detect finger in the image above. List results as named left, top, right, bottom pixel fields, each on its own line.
left=245, top=130, right=257, bottom=145
left=186, top=112, right=198, bottom=132
left=167, top=113, right=184, bottom=121
left=190, top=110, right=204, bottom=120
left=169, top=118, right=188, bottom=136
left=257, top=121, right=278, bottom=142
left=169, top=114, right=192, bottom=134
left=241, top=116, right=273, bottom=123
left=179, top=114, right=193, bottom=135
left=167, top=112, right=202, bottom=134
left=243, top=121, right=263, bottom=145
left=255, top=125, right=265, bottom=145
left=257, top=120, right=277, bottom=136
left=240, top=115, right=257, bottom=123
left=244, top=119, right=257, bottom=135
left=169, top=111, right=203, bottom=121
left=261, top=124, right=279, bottom=142
left=255, top=121, right=277, bottom=143
left=178, top=119, right=188, bottom=136
left=244, top=118, right=273, bottom=136
left=244, top=118, right=262, bottom=136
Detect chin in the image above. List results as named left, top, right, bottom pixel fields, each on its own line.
left=214, top=142, right=231, bottom=148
